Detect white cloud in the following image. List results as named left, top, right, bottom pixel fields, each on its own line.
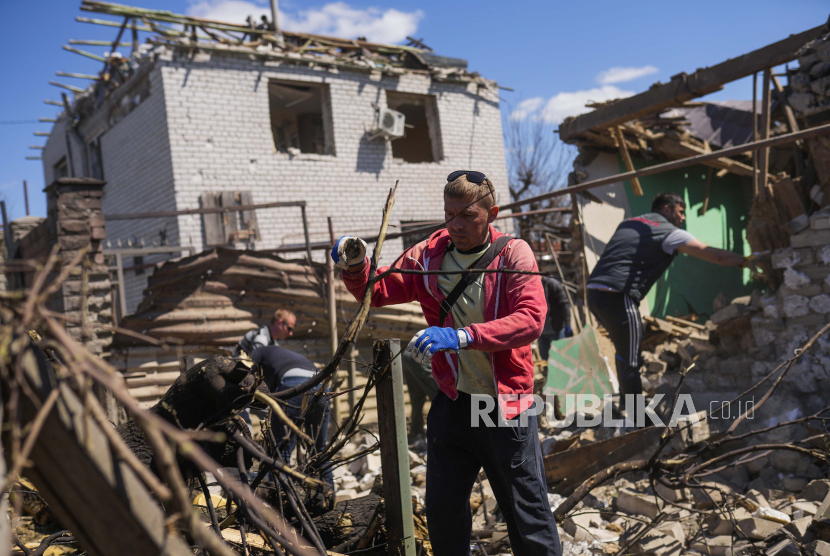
left=511, top=85, right=635, bottom=124
left=187, top=0, right=423, bottom=44
left=509, top=97, right=545, bottom=121
left=596, top=65, right=658, bottom=85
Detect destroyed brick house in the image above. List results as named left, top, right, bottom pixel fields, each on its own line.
left=37, top=0, right=508, bottom=316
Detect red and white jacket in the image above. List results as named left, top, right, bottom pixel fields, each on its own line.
left=341, top=226, right=546, bottom=419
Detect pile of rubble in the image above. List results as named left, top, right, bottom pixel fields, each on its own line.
left=558, top=475, right=830, bottom=556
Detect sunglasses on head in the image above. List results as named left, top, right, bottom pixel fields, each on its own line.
left=447, top=170, right=495, bottom=202
left=447, top=170, right=487, bottom=184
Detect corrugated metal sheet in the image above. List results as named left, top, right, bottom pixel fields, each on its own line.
left=115, top=248, right=426, bottom=348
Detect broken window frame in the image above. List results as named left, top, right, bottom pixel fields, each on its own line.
left=200, top=191, right=261, bottom=248
left=385, top=90, right=444, bottom=163
left=268, top=79, right=336, bottom=156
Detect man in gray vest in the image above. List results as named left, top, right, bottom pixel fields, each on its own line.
left=587, top=192, right=748, bottom=410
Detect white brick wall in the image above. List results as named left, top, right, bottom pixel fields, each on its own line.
left=42, top=47, right=510, bottom=314
left=159, top=49, right=509, bottom=266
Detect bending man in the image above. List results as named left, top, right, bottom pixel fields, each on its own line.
left=587, top=192, right=747, bottom=407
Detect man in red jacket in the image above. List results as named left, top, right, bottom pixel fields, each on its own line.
left=331, top=171, right=560, bottom=556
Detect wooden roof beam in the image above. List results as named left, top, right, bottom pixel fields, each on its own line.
left=558, top=24, right=826, bottom=141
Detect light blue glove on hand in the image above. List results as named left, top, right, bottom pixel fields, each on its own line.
left=407, top=327, right=472, bottom=364
left=330, top=236, right=367, bottom=270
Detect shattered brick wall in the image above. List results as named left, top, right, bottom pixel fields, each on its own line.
left=788, top=30, right=830, bottom=205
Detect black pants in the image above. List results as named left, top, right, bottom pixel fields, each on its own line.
left=587, top=289, right=644, bottom=398
left=426, top=392, right=560, bottom=556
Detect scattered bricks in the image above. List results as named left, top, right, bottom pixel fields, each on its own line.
left=784, top=516, right=814, bottom=541
left=783, top=477, right=810, bottom=492
left=563, top=509, right=603, bottom=542
left=767, top=539, right=801, bottom=556
left=690, top=535, right=733, bottom=556
left=655, top=482, right=687, bottom=503
left=707, top=507, right=752, bottom=536
left=800, top=480, right=830, bottom=503
left=634, top=532, right=682, bottom=556
left=655, top=521, right=685, bottom=544
left=616, top=488, right=660, bottom=519
left=737, top=517, right=784, bottom=539
left=790, top=230, right=830, bottom=248
left=812, top=210, right=830, bottom=230
left=712, top=304, right=744, bottom=325
left=692, top=484, right=727, bottom=509
left=746, top=489, right=771, bottom=509
left=646, top=360, right=667, bottom=374
left=783, top=295, right=811, bottom=318
left=812, top=295, right=830, bottom=314
left=784, top=267, right=813, bottom=290
left=810, top=540, right=830, bottom=556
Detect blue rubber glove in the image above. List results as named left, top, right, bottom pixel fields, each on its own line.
left=562, top=325, right=573, bottom=338
left=407, top=327, right=471, bottom=363
left=331, top=236, right=367, bottom=270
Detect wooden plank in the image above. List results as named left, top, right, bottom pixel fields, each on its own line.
left=759, top=68, right=772, bottom=202
left=699, top=167, right=713, bottom=216
left=614, top=126, right=644, bottom=196
left=546, top=427, right=663, bottom=495
left=374, top=340, right=416, bottom=556
left=200, top=193, right=225, bottom=246
left=652, top=136, right=754, bottom=177
left=4, top=342, right=192, bottom=556
left=239, top=191, right=260, bottom=240
left=220, top=192, right=239, bottom=243
left=772, top=74, right=806, bottom=176
left=558, top=25, right=825, bottom=140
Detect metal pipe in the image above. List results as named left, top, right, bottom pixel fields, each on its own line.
left=269, top=0, right=279, bottom=33
left=115, top=252, right=128, bottom=320
left=105, top=200, right=306, bottom=220
left=499, top=121, right=830, bottom=212
left=23, top=181, right=29, bottom=216
left=300, top=204, right=313, bottom=265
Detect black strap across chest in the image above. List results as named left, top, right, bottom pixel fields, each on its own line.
left=439, top=235, right=512, bottom=327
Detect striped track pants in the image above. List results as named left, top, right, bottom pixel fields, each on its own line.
left=586, top=288, right=644, bottom=397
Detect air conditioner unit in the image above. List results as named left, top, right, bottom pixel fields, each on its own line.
left=372, top=107, right=405, bottom=139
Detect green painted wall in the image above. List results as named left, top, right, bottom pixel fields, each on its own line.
left=618, top=156, right=755, bottom=318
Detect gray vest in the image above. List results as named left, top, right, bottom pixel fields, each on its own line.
left=588, top=212, right=679, bottom=301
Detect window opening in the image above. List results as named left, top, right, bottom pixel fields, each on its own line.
left=386, top=91, right=442, bottom=163
left=269, top=81, right=331, bottom=155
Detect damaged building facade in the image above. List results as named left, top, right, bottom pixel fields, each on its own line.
left=39, top=4, right=508, bottom=313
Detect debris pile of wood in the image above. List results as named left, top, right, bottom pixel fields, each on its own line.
left=57, top=0, right=488, bottom=122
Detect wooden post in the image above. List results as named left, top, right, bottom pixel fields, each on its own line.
left=326, top=217, right=340, bottom=423
left=614, top=126, right=643, bottom=196
left=3, top=339, right=192, bottom=556
left=699, top=167, right=713, bottom=216
left=115, top=252, right=128, bottom=319
left=772, top=73, right=806, bottom=176
left=348, top=348, right=357, bottom=414
left=374, top=339, right=416, bottom=556
left=544, top=233, right=582, bottom=333
left=752, top=72, right=759, bottom=200
left=758, top=68, right=772, bottom=202
left=23, top=180, right=30, bottom=216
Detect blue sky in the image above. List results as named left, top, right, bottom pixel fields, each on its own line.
left=0, top=0, right=827, bottom=221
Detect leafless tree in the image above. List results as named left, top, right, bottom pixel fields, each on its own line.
left=502, top=110, right=576, bottom=245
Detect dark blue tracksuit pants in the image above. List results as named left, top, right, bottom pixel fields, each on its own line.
left=426, top=391, right=561, bottom=556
